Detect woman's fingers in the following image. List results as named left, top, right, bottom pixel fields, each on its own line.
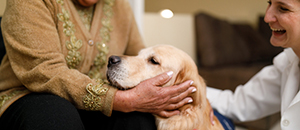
left=156, top=110, right=180, bottom=118
left=150, top=71, right=174, bottom=86
left=210, top=107, right=215, bottom=126
left=168, top=86, right=196, bottom=103
left=164, top=97, right=193, bottom=111
left=163, top=80, right=194, bottom=98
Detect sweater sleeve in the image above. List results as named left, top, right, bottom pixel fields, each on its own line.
left=2, top=0, right=117, bottom=116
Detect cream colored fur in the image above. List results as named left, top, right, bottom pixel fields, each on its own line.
left=107, top=45, right=224, bottom=130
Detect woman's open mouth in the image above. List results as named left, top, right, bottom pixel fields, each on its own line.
left=271, top=27, right=286, bottom=34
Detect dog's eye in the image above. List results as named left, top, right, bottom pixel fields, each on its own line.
left=149, top=57, right=160, bottom=65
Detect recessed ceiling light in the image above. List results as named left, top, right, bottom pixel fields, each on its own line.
left=160, top=9, right=174, bottom=19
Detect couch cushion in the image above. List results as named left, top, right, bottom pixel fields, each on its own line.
left=233, top=24, right=281, bottom=62
left=257, top=15, right=283, bottom=59
left=195, top=13, right=251, bottom=67
left=195, top=13, right=282, bottom=67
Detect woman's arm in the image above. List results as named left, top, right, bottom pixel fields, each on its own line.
left=2, top=0, right=116, bottom=115
left=207, top=64, right=282, bottom=122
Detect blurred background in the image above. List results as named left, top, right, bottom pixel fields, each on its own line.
left=0, top=0, right=281, bottom=130
left=132, top=0, right=267, bottom=61
left=0, top=0, right=267, bottom=61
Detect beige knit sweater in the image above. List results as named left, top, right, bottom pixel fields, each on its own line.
left=0, top=0, right=144, bottom=117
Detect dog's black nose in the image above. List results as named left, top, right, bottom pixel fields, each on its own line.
left=108, top=55, right=121, bottom=67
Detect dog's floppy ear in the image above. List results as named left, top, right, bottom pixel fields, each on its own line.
left=173, top=65, right=194, bottom=86
left=173, top=65, right=206, bottom=106
left=174, top=69, right=186, bottom=85
left=173, top=61, right=198, bottom=86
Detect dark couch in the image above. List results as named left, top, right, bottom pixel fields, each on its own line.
left=0, top=17, right=6, bottom=63
left=195, top=12, right=282, bottom=130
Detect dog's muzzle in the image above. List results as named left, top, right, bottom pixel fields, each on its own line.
left=107, top=55, right=123, bottom=89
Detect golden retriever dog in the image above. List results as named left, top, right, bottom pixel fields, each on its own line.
left=107, top=45, right=224, bottom=130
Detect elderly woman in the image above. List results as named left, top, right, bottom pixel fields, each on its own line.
left=207, top=0, right=300, bottom=129
left=0, top=0, right=195, bottom=129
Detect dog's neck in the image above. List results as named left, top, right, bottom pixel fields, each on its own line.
left=156, top=94, right=216, bottom=130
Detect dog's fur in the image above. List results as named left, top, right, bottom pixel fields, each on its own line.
left=107, top=45, right=224, bottom=130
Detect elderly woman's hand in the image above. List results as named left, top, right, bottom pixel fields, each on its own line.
left=113, top=71, right=196, bottom=118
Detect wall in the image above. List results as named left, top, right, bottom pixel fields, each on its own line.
left=0, top=0, right=6, bottom=16
left=145, top=0, right=268, bottom=26
left=143, top=13, right=196, bottom=61
left=143, top=0, right=269, bottom=61
left=127, top=0, right=144, bottom=35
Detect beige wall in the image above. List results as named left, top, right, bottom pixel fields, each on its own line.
left=144, top=0, right=269, bottom=61
left=145, top=0, right=268, bottom=27
left=143, top=13, right=196, bottom=61
left=0, top=0, right=269, bottom=61
left=0, top=0, right=6, bottom=16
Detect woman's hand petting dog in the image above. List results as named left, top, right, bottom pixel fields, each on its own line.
left=113, top=71, right=196, bottom=118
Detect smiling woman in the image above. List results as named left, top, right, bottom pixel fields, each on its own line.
left=264, top=0, right=300, bottom=50
left=207, top=0, right=300, bottom=130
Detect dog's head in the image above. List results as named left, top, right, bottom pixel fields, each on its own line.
left=107, top=45, right=206, bottom=106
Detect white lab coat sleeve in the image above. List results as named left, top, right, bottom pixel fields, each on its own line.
left=207, top=52, right=286, bottom=122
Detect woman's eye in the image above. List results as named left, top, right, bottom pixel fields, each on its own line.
left=280, top=7, right=289, bottom=12
left=149, top=57, right=160, bottom=65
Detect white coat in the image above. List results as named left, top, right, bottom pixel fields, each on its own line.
left=207, top=48, right=300, bottom=130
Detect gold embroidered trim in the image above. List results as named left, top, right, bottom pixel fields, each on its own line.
left=84, top=0, right=115, bottom=111
left=0, top=90, right=27, bottom=108
left=83, top=79, right=109, bottom=110
left=56, top=0, right=115, bottom=111
left=87, top=42, right=109, bottom=79
left=88, top=0, right=115, bottom=80
left=57, top=0, right=83, bottom=69
left=76, top=6, right=94, bottom=31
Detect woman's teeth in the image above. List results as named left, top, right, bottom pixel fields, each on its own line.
left=271, top=27, right=286, bottom=34
left=271, top=28, right=286, bottom=32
